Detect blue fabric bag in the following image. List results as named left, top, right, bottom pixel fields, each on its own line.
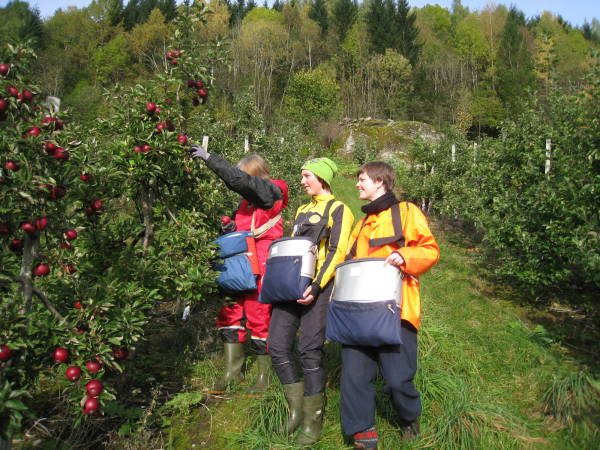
left=325, top=258, right=404, bottom=346
left=326, top=300, right=402, bottom=346
left=259, top=255, right=312, bottom=303
left=215, top=253, right=257, bottom=293
left=215, top=231, right=253, bottom=258
left=213, top=231, right=257, bottom=294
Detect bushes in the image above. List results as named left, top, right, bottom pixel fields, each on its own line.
left=398, top=55, right=600, bottom=299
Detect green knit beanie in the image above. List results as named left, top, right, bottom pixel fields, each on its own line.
left=301, top=157, right=338, bottom=185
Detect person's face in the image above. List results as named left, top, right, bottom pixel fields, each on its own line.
left=301, top=170, right=324, bottom=196
left=356, top=172, right=384, bottom=201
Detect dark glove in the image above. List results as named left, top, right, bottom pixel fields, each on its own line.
left=221, top=221, right=236, bottom=234
left=308, top=283, right=322, bottom=300
left=189, top=144, right=210, bottom=160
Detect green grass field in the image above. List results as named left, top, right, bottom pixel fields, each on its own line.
left=145, top=171, right=598, bottom=449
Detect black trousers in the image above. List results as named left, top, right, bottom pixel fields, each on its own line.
left=267, top=281, right=333, bottom=396
left=340, top=321, right=420, bottom=436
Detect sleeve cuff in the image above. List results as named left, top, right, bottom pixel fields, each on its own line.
left=310, top=283, right=322, bottom=299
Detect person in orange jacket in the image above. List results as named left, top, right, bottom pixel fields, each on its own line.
left=340, top=161, right=440, bottom=449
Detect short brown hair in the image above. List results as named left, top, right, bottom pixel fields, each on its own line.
left=357, top=161, right=395, bottom=191
left=237, top=154, right=270, bottom=179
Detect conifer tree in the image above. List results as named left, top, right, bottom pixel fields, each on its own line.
left=366, top=0, right=394, bottom=53
left=331, top=0, right=358, bottom=42
left=392, top=0, right=420, bottom=65
left=272, top=0, right=283, bottom=12
left=309, top=0, right=329, bottom=37
left=496, top=7, right=536, bottom=111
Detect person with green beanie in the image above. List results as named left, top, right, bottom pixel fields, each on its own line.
left=267, top=157, right=354, bottom=445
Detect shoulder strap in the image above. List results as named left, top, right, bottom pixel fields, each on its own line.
left=369, top=202, right=404, bottom=248
left=252, top=212, right=282, bottom=238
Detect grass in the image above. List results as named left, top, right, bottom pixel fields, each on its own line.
left=108, top=173, right=599, bottom=449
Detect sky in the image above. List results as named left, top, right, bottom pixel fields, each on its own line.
left=2, top=0, right=599, bottom=27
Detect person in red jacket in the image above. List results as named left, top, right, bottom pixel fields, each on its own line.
left=341, top=161, right=439, bottom=449
left=190, top=144, right=288, bottom=394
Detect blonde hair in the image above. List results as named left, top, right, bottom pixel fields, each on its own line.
left=237, top=154, right=270, bottom=179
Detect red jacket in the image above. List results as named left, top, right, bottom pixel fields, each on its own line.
left=235, top=179, right=288, bottom=273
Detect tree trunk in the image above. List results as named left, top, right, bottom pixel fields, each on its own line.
left=140, top=184, right=154, bottom=254
left=19, top=233, right=39, bottom=314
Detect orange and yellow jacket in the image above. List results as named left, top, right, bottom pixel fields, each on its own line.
left=347, top=201, right=440, bottom=330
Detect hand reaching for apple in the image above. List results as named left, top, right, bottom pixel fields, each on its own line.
left=189, top=144, right=210, bottom=160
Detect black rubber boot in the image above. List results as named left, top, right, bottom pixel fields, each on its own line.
left=247, top=354, right=271, bottom=394
left=282, top=382, right=304, bottom=435
left=294, top=392, right=324, bottom=446
left=210, top=343, right=244, bottom=394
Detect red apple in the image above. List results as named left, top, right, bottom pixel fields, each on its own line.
left=155, top=122, right=166, bottom=133
left=26, top=126, right=41, bottom=137
left=134, top=145, right=143, bottom=153
left=64, top=229, right=78, bottom=241
left=82, top=396, right=100, bottom=415
left=34, top=263, right=50, bottom=277
left=79, top=173, right=91, bottom=181
left=141, top=144, right=150, bottom=152
left=86, top=379, right=103, bottom=397
left=195, top=80, right=204, bottom=89
left=85, top=361, right=101, bottom=374
left=177, top=134, right=188, bottom=145
left=22, top=90, right=33, bottom=102
left=169, top=59, right=178, bottom=65
left=20, top=222, right=36, bottom=234
left=4, top=161, right=19, bottom=171
left=197, top=88, right=208, bottom=98
left=54, top=148, right=69, bottom=161
left=35, top=217, right=49, bottom=231
left=84, top=206, right=95, bottom=216
left=0, top=64, right=9, bottom=76
left=220, top=216, right=231, bottom=225
left=53, top=347, right=69, bottom=363
left=91, top=200, right=103, bottom=212
left=145, top=102, right=156, bottom=113
left=73, top=301, right=83, bottom=309
left=65, top=365, right=82, bottom=381
left=6, top=86, right=18, bottom=97
left=192, top=97, right=200, bottom=106
left=0, top=98, right=7, bottom=113
left=64, top=264, right=77, bottom=274
left=165, top=98, right=173, bottom=105
left=112, top=347, right=129, bottom=361
left=49, top=186, right=66, bottom=200
left=0, top=344, right=12, bottom=361
left=44, top=142, right=57, bottom=154
left=0, top=223, right=9, bottom=234
left=9, top=239, right=23, bottom=252
left=59, top=242, right=73, bottom=250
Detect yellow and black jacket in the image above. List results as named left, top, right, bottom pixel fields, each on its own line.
left=293, top=194, right=354, bottom=296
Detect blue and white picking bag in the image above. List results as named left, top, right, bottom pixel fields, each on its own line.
left=326, top=258, right=404, bottom=346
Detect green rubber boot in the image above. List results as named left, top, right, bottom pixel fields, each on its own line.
left=247, top=354, right=271, bottom=394
left=294, top=392, right=324, bottom=446
left=282, top=382, right=304, bottom=435
left=210, top=343, right=244, bottom=394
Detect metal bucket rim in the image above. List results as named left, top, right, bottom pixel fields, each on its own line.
left=335, top=257, right=387, bottom=270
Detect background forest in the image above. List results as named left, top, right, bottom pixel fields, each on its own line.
left=0, top=0, right=598, bottom=448
left=2, top=0, right=599, bottom=133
